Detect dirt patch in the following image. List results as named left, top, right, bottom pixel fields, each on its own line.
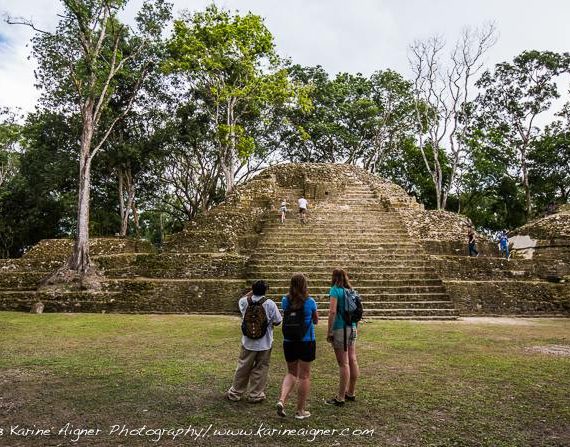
left=524, top=345, right=570, bottom=356
left=460, top=317, right=537, bottom=326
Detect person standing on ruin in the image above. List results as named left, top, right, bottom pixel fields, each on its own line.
left=298, top=196, right=308, bottom=224
left=499, top=230, right=510, bottom=260
left=468, top=226, right=479, bottom=257
left=279, top=198, right=288, bottom=224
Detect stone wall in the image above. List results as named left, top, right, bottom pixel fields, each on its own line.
left=0, top=162, right=568, bottom=318
left=445, top=280, right=570, bottom=315
left=0, top=279, right=246, bottom=314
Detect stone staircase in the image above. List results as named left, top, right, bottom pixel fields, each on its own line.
left=247, top=182, right=458, bottom=320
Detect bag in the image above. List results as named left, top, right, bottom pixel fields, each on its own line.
left=282, top=299, right=307, bottom=341
left=342, top=288, right=363, bottom=325
left=241, top=296, right=268, bottom=339
left=340, top=288, right=363, bottom=351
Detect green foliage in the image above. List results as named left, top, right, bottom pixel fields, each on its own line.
left=529, top=112, right=570, bottom=211
left=0, top=112, right=77, bottom=256
left=165, top=5, right=302, bottom=191
left=473, top=50, right=570, bottom=217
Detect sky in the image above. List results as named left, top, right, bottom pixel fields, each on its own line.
left=1, top=0, right=569, bottom=115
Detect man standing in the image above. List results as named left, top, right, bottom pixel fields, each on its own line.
left=468, top=227, right=479, bottom=257
left=499, top=230, right=510, bottom=260
left=298, top=196, right=308, bottom=224
left=226, top=280, right=282, bottom=403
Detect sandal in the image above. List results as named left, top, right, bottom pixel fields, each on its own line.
left=294, top=410, right=311, bottom=419
left=276, top=401, right=286, bottom=417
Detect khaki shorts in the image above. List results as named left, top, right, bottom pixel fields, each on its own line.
left=332, top=327, right=357, bottom=350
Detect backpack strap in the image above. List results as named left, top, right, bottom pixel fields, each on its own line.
left=248, top=296, right=267, bottom=306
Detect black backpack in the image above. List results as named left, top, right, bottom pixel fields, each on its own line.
left=241, top=296, right=269, bottom=339
left=282, top=298, right=307, bottom=341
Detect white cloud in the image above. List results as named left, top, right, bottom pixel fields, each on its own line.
left=1, top=0, right=569, bottom=114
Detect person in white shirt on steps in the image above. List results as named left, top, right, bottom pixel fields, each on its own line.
left=298, top=196, right=308, bottom=224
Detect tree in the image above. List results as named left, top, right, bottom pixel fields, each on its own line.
left=529, top=107, right=570, bottom=210
left=9, top=0, right=171, bottom=282
left=0, top=111, right=78, bottom=257
left=408, top=24, right=497, bottom=210
left=474, top=50, right=570, bottom=217
left=165, top=4, right=302, bottom=193
left=0, top=108, right=21, bottom=191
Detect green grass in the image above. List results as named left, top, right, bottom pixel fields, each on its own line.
left=0, top=313, right=569, bottom=446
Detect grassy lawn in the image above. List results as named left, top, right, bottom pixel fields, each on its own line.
left=0, top=313, right=569, bottom=447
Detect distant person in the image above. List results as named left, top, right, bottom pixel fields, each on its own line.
left=226, top=280, right=282, bottom=403
left=276, top=273, right=318, bottom=420
left=499, top=230, right=510, bottom=259
left=298, top=196, right=308, bottom=224
left=467, top=227, right=479, bottom=257
left=325, top=268, right=361, bottom=407
left=279, top=199, right=288, bottom=224
left=546, top=202, right=557, bottom=215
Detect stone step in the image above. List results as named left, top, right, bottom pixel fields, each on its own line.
left=249, top=253, right=429, bottom=261
left=259, top=232, right=411, bottom=238
left=259, top=230, right=410, bottom=235
left=247, top=260, right=436, bottom=276
left=313, top=300, right=456, bottom=310
left=247, top=272, right=442, bottom=281
left=257, top=240, right=414, bottom=246
left=266, top=292, right=450, bottom=301
left=0, top=271, right=46, bottom=290
left=254, top=245, right=419, bottom=252
left=260, top=214, right=402, bottom=223
left=262, top=221, right=405, bottom=227
left=260, top=218, right=403, bottom=224
left=269, top=285, right=446, bottom=294
left=316, top=308, right=457, bottom=317
left=248, top=260, right=435, bottom=267
left=255, top=231, right=410, bottom=242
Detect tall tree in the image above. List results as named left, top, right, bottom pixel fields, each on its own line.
left=0, top=108, right=21, bottom=191
left=9, top=0, right=171, bottom=282
left=408, top=24, right=497, bottom=210
left=528, top=106, right=570, bottom=210
left=474, top=50, right=570, bottom=217
left=165, top=4, right=301, bottom=193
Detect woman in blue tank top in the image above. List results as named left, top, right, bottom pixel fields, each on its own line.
left=325, top=268, right=360, bottom=406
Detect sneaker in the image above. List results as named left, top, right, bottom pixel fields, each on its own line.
left=345, top=394, right=356, bottom=402
left=325, top=397, right=345, bottom=406
left=294, top=410, right=311, bottom=419
left=276, top=401, right=286, bottom=417
left=226, top=392, right=241, bottom=402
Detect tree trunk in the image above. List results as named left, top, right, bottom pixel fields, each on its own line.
left=520, top=147, right=531, bottom=218
left=131, top=200, right=140, bottom=237
left=118, top=166, right=135, bottom=237
left=67, top=115, right=94, bottom=273
left=222, top=152, right=235, bottom=194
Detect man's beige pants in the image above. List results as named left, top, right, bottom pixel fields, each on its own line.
left=227, top=345, right=272, bottom=402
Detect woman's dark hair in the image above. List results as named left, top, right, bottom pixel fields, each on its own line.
left=331, top=268, right=352, bottom=289
left=287, top=273, right=309, bottom=309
